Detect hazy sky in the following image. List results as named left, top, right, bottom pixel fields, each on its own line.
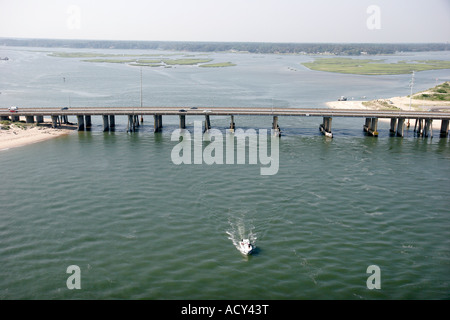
left=1, top=0, right=449, bottom=43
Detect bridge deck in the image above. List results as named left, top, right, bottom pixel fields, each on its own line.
left=1, top=107, right=450, bottom=119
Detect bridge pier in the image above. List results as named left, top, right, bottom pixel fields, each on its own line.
left=204, top=115, right=211, bottom=132
left=52, top=115, right=60, bottom=128
left=363, top=118, right=378, bottom=136
left=389, top=118, right=397, bottom=135
left=36, top=115, right=44, bottom=124
left=272, top=116, right=281, bottom=136
left=179, top=114, right=186, bottom=129
left=128, top=115, right=139, bottom=132
left=26, top=116, right=35, bottom=124
left=109, top=115, right=115, bottom=129
left=154, top=115, right=162, bottom=132
left=229, top=115, right=235, bottom=133
left=102, top=115, right=109, bottom=132
left=396, top=118, right=405, bottom=137
left=320, top=117, right=333, bottom=137
left=85, top=115, right=92, bottom=129
left=77, top=115, right=84, bottom=130
left=440, top=119, right=449, bottom=138
left=11, top=115, right=19, bottom=122
left=1, top=116, right=10, bottom=121
left=424, top=119, right=433, bottom=138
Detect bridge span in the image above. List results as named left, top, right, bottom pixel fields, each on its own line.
left=1, top=106, right=449, bottom=138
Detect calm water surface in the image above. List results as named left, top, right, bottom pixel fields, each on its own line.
left=0, top=47, right=449, bottom=299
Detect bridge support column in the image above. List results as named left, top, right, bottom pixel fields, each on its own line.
left=204, top=115, right=211, bottom=132
left=389, top=118, right=397, bottom=135
left=320, top=117, right=333, bottom=138
left=363, top=118, right=378, bottom=136
left=179, top=114, right=186, bottom=129
left=102, top=115, right=110, bottom=132
left=272, top=116, right=281, bottom=136
left=36, top=116, right=44, bottom=124
left=440, top=119, right=449, bottom=138
left=109, top=115, right=115, bottom=129
left=128, top=115, right=137, bottom=132
left=416, top=118, right=424, bottom=136
left=52, top=115, right=60, bottom=128
left=396, top=118, right=405, bottom=137
left=11, top=115, right=19, bottom=122
left=134, top=115, right=140, bottom=127
left=424, top=119, right=433, bottom=138
left=154, top=115, right=162, bottom=132
left=85, top=115, right=92, bottom=129
left=77, top=115, right=85, bottom=130
left=229, top=115, right=235, bottom=133
left=369, top=118, right=378, bottom=136
left=1, top=116, right=10, bottom=121
left=26, top=116, right=35, bottom=124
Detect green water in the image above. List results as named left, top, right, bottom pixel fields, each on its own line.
left=1, top=128, right=449, bottom=299
left=0, top=48, right=449, bottom=299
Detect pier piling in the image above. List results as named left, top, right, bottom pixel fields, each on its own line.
left=440, top=119, right=449, bottom=138
left=52, top=115, right=60, bottom=128
left=179, top=114, right=186, bottom=129
left=85, top=115, right=92, bottom=129
left=320, top=117, right=333, bottom=137
left=204, top=115, right=211, bottom=132
left=230, top=115, right=235, bottom=132
left=153, top=115, right=162, bottom=132
left=102, top=115, right=109, bottom=132
left=396, top=118, right=405, bottom=137
left=390, top=118, right=397, bottom=135
left=109, top=115, right=115, bottom=129
left=424, top=119, right=433, bottom=138
left=77, top=115, right=85, bottom=131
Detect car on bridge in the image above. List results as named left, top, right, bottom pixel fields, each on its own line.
left=8, top=106, right=18, bottom=112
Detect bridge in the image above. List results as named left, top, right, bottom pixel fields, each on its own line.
left=1, top=106, right=449, bottom=138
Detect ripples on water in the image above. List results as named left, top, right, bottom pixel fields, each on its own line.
left=0, top=48, right=449, bottom=299
left=0, top=124, right=449, bottom=299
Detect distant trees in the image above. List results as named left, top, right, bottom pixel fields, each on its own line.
left=0, top=38, right=448, bottom=55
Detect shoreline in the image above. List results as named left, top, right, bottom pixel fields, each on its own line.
left=0, top=117, right=77, bottom=151
left=326, top=95, right=450, bottom=129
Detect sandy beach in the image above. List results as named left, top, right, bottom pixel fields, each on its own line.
left=0, top=117, right=76, bottom=151
left=326, top=94, right=450, bottom=129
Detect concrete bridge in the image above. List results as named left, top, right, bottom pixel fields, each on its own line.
left=1, top=106, right=449, bottom=138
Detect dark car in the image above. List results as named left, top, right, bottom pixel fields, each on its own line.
left=179, top=109, right=187, bottom=112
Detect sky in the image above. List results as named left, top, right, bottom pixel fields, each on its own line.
left=0, top=0, right=449, bottom=43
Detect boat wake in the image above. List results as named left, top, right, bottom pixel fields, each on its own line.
left=226, top=216, right=257, bottom=254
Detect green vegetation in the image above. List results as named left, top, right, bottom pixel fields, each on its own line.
left=302, top=58, right=450, bottom=75
left=162, top=59, right=213, bottom=65
left=6, top=39, right=447, bottom=55
left=362, top=100, right=402, bottom=110
left=413, top=81, right=450, bottom=101
left=199, top=62, right=236, bottom=68
left=83, top=58, right=137, bottom=63
left=0, top=120, right=11, bottom=130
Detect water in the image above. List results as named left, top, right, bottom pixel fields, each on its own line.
left=0, top=47, right=449, bottom=300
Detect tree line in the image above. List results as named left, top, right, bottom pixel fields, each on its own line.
left=1, top=38, right=448, bottom=55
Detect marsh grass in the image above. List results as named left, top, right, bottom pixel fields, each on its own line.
left=302, top=58, right=450, bottom=75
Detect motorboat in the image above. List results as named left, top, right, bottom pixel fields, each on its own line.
left=239, top=239, right=254, bottom=255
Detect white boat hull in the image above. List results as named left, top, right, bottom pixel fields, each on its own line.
left=239, top=239, right=254, bottom=255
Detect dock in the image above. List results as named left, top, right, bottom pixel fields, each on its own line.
left=1, top=107, right=449, bottom=138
